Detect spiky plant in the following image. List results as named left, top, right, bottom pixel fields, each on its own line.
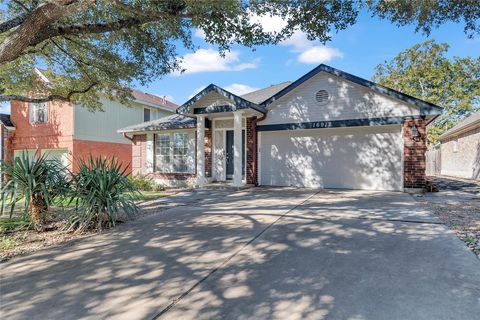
left=0, top=152, right=69, bottom=231
left=67, top=156, right=138, bottom=232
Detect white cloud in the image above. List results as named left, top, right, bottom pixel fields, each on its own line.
left=298, top=47, right=343, bottom=64
left=188, top=85, right=207, bottom=99
left=280, top=30, right=343, bottom=65
left=249, top=13, right=287, bottom=33
left=224, top=83, right=259, bottom=95
left=194, top=29, right=205, bottom=39
left=176, top=49, right=259, bottom=75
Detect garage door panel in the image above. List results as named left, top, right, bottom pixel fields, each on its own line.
left=259, top=126, right=403, bottom=191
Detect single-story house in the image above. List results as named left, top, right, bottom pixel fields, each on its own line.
left=432, top=112, right=480, bottom=180
left=119, top=64, right=442, bottom=192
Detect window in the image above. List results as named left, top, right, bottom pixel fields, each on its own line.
left=29, top=102, right=48, bottom=123
left=144, top=108, right=151, bottom=122
left=315, top=89, right=330, bottom=105
left=155, top=132, right=192, bottom=173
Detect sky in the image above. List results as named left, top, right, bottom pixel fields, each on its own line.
left=1, top=9, right=478, bottom=113
left=135, top=10, right=479, bottom=106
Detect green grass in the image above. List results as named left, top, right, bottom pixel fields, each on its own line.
left=134, top=191, right=166, bottom=201
left=0, top=217, right=31, bottom=233
left=0, top=236, right=18, bottom=250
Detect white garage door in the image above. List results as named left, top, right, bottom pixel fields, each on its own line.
left=259, top=125, right=403, bottom=191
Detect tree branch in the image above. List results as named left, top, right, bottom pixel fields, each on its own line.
left=0, top=82, right=98, bottom=103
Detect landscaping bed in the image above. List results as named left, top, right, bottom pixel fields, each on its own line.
left=0, top=190, right=174, bottom=262
left=422, top=176, right=480, bottom=258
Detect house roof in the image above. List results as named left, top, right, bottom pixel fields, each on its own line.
left=118, top=114, right=196, bottom=133
left=34, top=68, right=177, bottom=112
left=241, top=82, right=292, bottom=104
left=439, top=111, right=480, bottom=140
left=176, top=84, right=267, bottom=115
left=131, top=89, right=178, bottom=112
left=0, top=113, right=14, bottom=128
left=261, top=64, right=443, bottom=116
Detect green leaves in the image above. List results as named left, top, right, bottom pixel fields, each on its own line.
left=373, top=39, right=480, bottom=144
left=0, top=151, right=69, bottom=227
left=66, top=156, right=139, bottom=232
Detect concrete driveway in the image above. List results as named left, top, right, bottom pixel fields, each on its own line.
left=1, top=188, right=479, bottom=320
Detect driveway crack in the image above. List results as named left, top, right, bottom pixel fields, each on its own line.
left=150, top=190, right=321, bottom=319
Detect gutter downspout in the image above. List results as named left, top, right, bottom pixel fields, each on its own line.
left=252, top=112, right=267, bottom=186
left=122, top=132, right=134, bottom=142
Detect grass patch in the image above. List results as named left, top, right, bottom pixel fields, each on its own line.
left=0, top=217, right=31, bottom=233
left=135, top=191, right=166, bottom=201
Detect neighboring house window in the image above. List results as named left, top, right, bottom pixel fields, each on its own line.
left=155, top=132, right=191, bottom=173
left=144, top=108, right=151, bottom=122
left=453, top=138, right=459, bottom=153
left=29, top=102, right=48, bottom=123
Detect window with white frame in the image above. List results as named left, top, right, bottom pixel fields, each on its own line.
left=155, top=132, right=192, bottom=173
left=29, top=102, right=48, bottom=123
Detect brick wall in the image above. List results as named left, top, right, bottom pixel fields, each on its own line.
left=403, top=118, right=427, bottom=189
left=73, top=139, right=132, bottom=172
left=205, top=129, right=212, bottom=178
left=246, top=117, right=257, bottom=185
left=132, top=134, right=147, bottom=176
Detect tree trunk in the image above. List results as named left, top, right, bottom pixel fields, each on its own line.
left=30, top=194, right=48, bottom=231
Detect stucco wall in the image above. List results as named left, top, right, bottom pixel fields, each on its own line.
left=260, top=72, right=420, bottom=125
left=441, top=127, right=480, bottom=180
left=74, top=97, right=172, bottom=144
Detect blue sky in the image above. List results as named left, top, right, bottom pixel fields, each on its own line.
left=1, top=9, right=478, bottom=113
left=136, top=10, right=479, bottom=106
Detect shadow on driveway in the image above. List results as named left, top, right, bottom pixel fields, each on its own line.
left=1, top=188, right=479, bottom=320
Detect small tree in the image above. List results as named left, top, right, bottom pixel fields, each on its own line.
left=0, top=152, right=69, bottom=230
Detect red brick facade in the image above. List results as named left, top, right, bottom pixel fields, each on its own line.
left=9, top=100, right=134, bottom=172
left=131, top=118, right=429, bottom=191
left=246, top=117, right=257, bottom=185
left=205, top=129, right=212, bottom=178
left=403, top=118, right=427, bottom=189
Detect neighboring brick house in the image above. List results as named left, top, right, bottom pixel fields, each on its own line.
left=428, top=112, right=480, bottom=180
left=119, top=64, right=441, bottom=192
left=2, top=83, right=177, bottom=172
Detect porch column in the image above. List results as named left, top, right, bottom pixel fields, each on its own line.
left=233, top=111, right=243, bottom=187
left=196, top=115, right=206, bottom=187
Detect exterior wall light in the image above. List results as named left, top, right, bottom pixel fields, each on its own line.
left=411, top=123, right=421, bottom=141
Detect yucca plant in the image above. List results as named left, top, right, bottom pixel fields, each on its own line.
left=67, top=156, right=139, bottom=232
left=0, top=152, right=69, bottom=231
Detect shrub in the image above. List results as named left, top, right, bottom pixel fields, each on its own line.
left=67, top=157, right=138, bottom=232
left=128, top=174, right=164, bottom=191
left=0, top=152, right=69, bottom=231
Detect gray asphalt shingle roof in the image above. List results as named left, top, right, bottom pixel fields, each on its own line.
left=241, top=81, right=292, bottom=104
left=118, top=114, right=196, bottom=133
left=439, top=112, right=480, bottom=140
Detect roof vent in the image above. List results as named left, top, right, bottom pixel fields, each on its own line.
left=315, top=90, right=330, bottom=105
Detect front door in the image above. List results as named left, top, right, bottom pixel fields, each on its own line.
left=225, top=130, right=245, bottom=179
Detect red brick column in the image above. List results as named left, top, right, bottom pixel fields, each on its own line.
left=132, top=134, right=147, bottom=176
left=403, top=118, right=427, bottom=189
left=246, top=117, right=257, bottom=185
left=205, top=129, right=212, bottom=178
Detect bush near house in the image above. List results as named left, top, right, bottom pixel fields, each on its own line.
left=66, top=157, right=139, bottom=232
left=128, top=174, right=165, bottom=192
